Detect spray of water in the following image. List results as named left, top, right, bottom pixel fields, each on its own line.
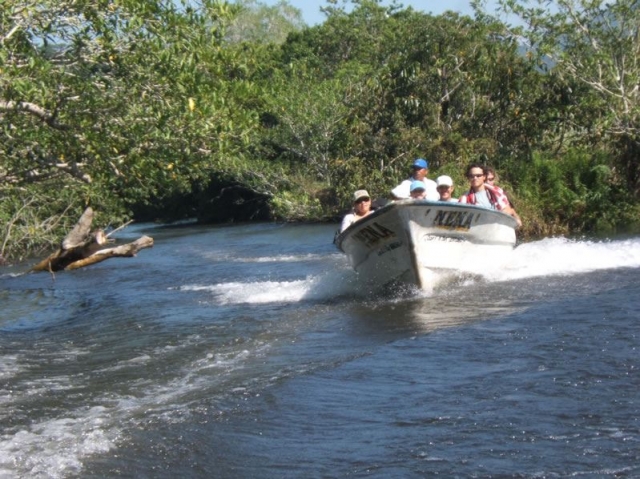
left=181, top=237, right=640, bottom=305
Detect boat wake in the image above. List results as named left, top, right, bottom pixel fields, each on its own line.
left=179, top=236, right=640, bottom=305
left=482, top=236, right=640, bottom=282
left=179, top=267, right=362, bottom=305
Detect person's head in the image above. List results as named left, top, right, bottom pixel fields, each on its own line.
left=353, top=189, right=371, bottom=214
left=465, top=163, right=486, bottom=192
left=411, top=158, right=429, bottom=181
left=485, top=167, right=498, bottom=186
left=436, top=175, right=454, bottom=200
left=409, top=180, right=426, bottom=199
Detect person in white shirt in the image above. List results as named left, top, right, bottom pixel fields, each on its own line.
left=340, top=189, right=374, bottom=232
left=391, top=158, right=439, bottom=201
left=436, top=175, right=458, bottom=202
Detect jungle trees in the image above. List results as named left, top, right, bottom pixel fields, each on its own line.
left=496, top=0, right=640, bottom=195
left=0, top=0, right=264, bottom=258
left=269, top=2, right=545, bottom=200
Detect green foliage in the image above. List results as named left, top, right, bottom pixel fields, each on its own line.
left=515, top=149, right=639, bottom=236
left=2, top=0, right=640, bottom=261
left=280, top=0, right=640, bottom=225
left=0, top=182, right=125, bottom=262
left=264, top=3, right=553, bottom=211
left=226, top=0, right=306, bottom=44
left=494, top=0, right=640, bottom=195
left=270, top=189, right=327, bottom=220
left=0, top=0, right=271, bottom=259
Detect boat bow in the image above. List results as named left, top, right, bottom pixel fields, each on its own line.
left=335, top=200, right=518, bottom=290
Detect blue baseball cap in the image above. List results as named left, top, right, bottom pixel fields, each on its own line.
left=413, top=158, right=428, bottom=169
left=410, top=180, right=426, bottom=192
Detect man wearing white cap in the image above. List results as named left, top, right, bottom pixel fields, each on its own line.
left=391, top=158, right=438, bottom=201
left=340, top=189, right=373, bottom=232
left=436, top=175, right=458, bottom=202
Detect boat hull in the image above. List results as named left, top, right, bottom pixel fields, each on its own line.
left=334, top=200, right=518, bottom=290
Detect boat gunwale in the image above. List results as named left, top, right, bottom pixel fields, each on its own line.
left=334, top=199, right=518, bottom=251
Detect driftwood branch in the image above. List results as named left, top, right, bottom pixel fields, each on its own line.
left=62, top=206, right=94, bottom=250
left=63, top=236, right=154, bottom=270
left=30, top=207, right=153, bottom=272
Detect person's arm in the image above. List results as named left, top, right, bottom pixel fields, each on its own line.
left=340, top=213, right=354, bottom=233
left=391, top=180, right=410, bottom=200
left=502, top=206, right=522, bottom=228
left=486, top=184, right=521, bottom=227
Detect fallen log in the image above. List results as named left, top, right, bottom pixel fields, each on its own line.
left=31, top=207, right=153, bottom=272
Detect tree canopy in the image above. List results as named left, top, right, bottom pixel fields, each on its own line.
left=2, top=0, right=640, bottom=261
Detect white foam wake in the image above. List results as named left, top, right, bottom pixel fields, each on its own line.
left=483, top=236, right=640, bottom=282
left=0, top=337, right=271, bottom=478
left=181, top=268, right=360, bottom=305
left=201, top=252, right=342, bottom=263
left=180, top=236, right=640, bottom=305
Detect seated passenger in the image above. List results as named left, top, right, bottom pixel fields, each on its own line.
left=391, top=158, right=439, bottom=201
left=485, top=166, right=499, bottom=187
left=409, top=180, right=427, bottom=199
left=340, top=189, right=373, bottom=232
left=485, top=166, right=513, bottom=207
left=436, top=175, right=458, bottom=202
left=458, top=163, right=522, bottom=227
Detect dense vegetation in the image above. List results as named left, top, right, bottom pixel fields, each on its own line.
left=2, top=0, right=639, bottom=261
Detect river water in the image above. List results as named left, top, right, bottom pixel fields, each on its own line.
left=1, top=222, right=639, bottom=478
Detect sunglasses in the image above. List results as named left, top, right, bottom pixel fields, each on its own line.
left=468, top=174, right=484, bottom=179
left=355, top=198, right=370, bottom=204
left=486, top=177, right=495, bottom=181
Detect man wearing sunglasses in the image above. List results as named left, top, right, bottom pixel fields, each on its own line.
left=459, top=163, right=522, bottom=227
left=340, top=189, right=374, bottom=232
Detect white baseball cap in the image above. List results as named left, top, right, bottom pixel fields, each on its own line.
left=436, top=175, right=453, bottom=187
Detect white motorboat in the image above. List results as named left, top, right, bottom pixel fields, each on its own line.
left=334, top=199, right=518, bottom=291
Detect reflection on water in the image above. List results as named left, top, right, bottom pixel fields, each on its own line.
left=408, top=301, right=525, bottom=333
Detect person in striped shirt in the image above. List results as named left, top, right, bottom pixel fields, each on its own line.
left=458, top=163, right=522, bottom=227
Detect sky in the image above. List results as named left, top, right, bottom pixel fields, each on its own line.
left=262, top=0, right=500, bottom=26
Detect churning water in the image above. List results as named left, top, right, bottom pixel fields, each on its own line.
left=1, top=223, right=639, bottom=478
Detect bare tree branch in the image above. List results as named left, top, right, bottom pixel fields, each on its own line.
left=0, top=100, right=70, bottom=130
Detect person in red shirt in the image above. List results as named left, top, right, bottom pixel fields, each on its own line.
left=458, top=164, right=522, bottom=227
left=485, top=166, right=514, bottom=208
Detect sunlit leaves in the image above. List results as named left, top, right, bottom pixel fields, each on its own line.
left=494, top=0, right=640, bottom=193
left=0, top=0, right=268, bottom=257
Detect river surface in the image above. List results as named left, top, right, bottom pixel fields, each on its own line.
left=1, top=222, right=639, bottom=478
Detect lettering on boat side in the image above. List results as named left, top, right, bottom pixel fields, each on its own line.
left=377, top=240, right=402, bottom=256
left=433, top=210, right=476, bottom=230
left=353, top=222, right=396, bottom=247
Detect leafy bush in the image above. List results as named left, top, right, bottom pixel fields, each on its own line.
left=515, top=148, right=639, bottom=236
